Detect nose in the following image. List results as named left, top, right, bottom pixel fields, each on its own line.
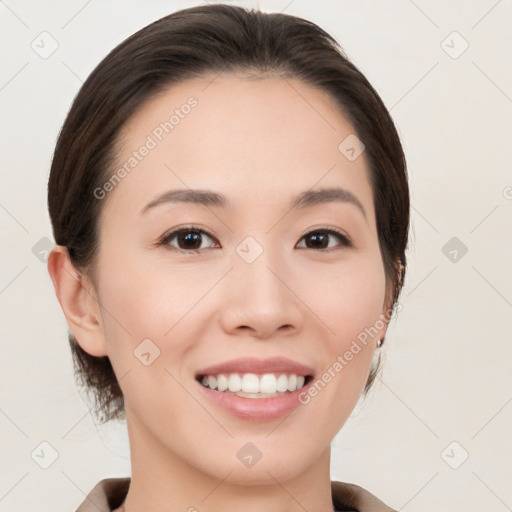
left=218, top=248, right=304, bottom=340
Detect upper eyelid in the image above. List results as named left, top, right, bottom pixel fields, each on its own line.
left=297, top=228, right=352, bottom=248
left=298, top=226, right=350, bottom=241
left=159, top=225, right=351, bottom=248
left=159, top=226, right=218, bottom=249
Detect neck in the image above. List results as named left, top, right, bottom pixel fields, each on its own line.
left=120, top=411, right=336, bottom=512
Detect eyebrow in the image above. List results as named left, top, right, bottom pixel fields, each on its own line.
left=141, top=187, right=367, bottom=221
left=292, top=188, right=367, bottom=221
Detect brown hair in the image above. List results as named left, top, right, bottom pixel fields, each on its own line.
left=48, top=4, right=409, bottom=424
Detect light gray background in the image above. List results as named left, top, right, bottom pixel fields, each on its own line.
left=1, top=1, right=511, bottom=510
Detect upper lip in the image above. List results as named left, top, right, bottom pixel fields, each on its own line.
left=195, top=357, right=315, bottom=378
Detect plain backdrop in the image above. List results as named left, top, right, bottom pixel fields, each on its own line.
left=1, top=1, right=511, bottom=510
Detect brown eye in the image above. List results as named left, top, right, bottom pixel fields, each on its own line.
left=296, top=229, right=352, bottom=250
left=159, top=227, right=218, bottom=252
left=176, top=230, right=203, bottom=250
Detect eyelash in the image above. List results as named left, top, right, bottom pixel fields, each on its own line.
left=155, top=225, right=353, bottom=254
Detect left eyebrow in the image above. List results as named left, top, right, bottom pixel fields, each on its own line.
left=291, top=187, right=367, bottom=223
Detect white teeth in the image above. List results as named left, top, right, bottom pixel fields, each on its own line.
left=200, top=372, right=308, bottom=394
left=259, top=374, right=277, bottom=394
left=228, top=373, right=242, bottom=392
left=287, top=374, right=297, bottom=392
left=235, top=392, right=285, bottom=399
left=276, top=374, right=288, bottom=393
left=217, top=374, right=229, bottom=392
left=241, top=373, right=260, bottom=393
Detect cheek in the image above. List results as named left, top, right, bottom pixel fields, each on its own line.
left=96, top=257, right=225, bottom=394
left=96, top=263, right=206, bottom=417
left=297, top=259, right=385, bottom=432
left=298, top=253, right=386, bottom=406
left=99, top=256, right=209, bottom=340
left=297, top=252, right=387, bottom=344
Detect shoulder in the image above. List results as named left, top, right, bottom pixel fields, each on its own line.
left=74, top=478, right=130, bottom=512
left=331, top=480, right=397, bottom=512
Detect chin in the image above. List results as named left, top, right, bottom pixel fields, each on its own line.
left=195, top=441, right=320, bottom=487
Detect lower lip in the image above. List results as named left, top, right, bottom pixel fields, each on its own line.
left=196, top=379, right=313, bottom=421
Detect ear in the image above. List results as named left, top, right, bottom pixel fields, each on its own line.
left=47, top=245, right=108, bottom=357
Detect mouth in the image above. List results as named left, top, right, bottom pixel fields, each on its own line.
left=195, top=372, right=314, bottom=399
left=195, top=356, right=315, bottom=398
left=195, top=372, right=315, bottom=421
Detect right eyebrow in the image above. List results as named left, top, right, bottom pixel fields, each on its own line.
left=141, top=189, right=228, bottom=215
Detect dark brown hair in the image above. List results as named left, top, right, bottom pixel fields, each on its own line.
left=48, top=4, right=409, bottom=424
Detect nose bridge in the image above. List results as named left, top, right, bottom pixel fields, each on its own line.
left=234, top=237, right=287, bottom=303
left=219, top=237, right=302, bottom=336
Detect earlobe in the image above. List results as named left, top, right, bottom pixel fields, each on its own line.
left=47, top=245, right=108, bottom=357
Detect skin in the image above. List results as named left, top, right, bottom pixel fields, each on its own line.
left=48, top=73, right=395, bottom=512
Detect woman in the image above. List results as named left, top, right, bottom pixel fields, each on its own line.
left=47, top=4, right=409, bottom=511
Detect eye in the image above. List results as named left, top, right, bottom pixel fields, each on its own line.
left=156, top=225, right=352, bottom=253
left=296, top=228, right=352, bottom=251
left=157, top=226, right=219, bottom=253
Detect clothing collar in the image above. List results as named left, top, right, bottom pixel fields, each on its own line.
left=75, top=477, right=397, bottom=512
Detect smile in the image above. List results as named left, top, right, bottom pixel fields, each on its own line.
left=196, top=373, right=314, bottom=421
left=197, top=372, right=310, bottom=397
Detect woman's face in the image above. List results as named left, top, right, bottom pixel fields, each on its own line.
left=88, top=73, right=391, bottom=483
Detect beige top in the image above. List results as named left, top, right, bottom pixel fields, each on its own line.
left=74, top=477, right=397, bottom=512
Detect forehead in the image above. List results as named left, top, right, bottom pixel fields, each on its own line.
left=104, top=73, right=374, bottom=225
